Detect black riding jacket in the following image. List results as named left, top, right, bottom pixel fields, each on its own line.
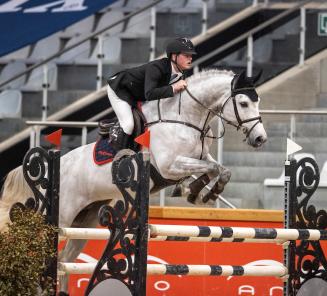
left=107, top=58, right=174, bottom=106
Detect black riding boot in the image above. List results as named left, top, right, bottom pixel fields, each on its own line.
left=110, top=127, right=130, bottom=151
left=118, top=132, right=130, bottom=150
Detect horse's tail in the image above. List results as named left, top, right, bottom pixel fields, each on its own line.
left=0, top=166, right=33, bottom=232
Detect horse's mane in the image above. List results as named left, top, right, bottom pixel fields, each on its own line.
left=187, top=69, right=234, bottom=84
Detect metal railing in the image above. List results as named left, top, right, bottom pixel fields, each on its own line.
left=2, top=0, right=317, bottom=124
left=26, top=117, right=235, bottom=209
left=0, top=0, right=164, bottom=89
left=26, top=108, right=327, bottom=209
left=26, top=108, right=113, bottom=148
left=192, top=0, right=311, bottom=75
left=0, top=0, right=214, bottom=121
left=261, top=109, right=327, bottom=139
left=2, top=0, right=326, bottom=210
left=29, top=108, right=322, bottom=148
left=0, top=0, right=165, bottom=121
left=216, top=109, right=327, bottom=166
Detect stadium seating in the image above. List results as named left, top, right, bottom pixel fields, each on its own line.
left=28, top=34, right=61, bottom=62
left=0, top=45, right=30, bottom=63
left=22, top=62, right=57, bottom=91
left=61, top=15, right=95, bottom=38
left=90, top=36, right=122, bottom=64
left=0, top=90, right=22, bottom=118
left=0, top=61, right=26, bottom=89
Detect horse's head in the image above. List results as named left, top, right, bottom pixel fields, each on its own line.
left=221, top=71, right=267, bottom=148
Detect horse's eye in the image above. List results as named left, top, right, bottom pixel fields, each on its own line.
left=240, top=102, right=248, bottom=108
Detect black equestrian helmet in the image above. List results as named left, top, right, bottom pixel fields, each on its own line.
left=166, top=37, right=197, bottom=57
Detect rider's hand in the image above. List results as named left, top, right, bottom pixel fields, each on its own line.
left=172, top=80, right=187, bottom=94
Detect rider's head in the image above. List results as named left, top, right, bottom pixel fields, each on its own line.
left=166, top=37, right=196, bottom=71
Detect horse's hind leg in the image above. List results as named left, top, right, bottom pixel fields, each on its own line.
left=58, top=200, right=110, bottom=295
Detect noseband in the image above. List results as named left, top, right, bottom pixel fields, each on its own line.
left=222, top=92, right=262, bottom=139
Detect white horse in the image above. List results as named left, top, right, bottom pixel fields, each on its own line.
left=0, top=69, right=267, bottom=295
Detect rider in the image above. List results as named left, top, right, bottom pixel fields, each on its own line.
left=105, top=37, right=196, bottom=150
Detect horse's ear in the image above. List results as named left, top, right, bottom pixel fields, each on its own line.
left=238, top=70, right=246, bottom=83
left=232, top=70, right=246, bottom=89
left=252, top=69, right=263, bottom=85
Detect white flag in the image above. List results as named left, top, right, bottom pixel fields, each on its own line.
left=286, top=138, right=302, bottom=158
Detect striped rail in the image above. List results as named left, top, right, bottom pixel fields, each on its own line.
left=59, top=228, right=287, bottom=244
left=60, top=226, right=327, bottom=241
left=59, top=263, right=288, bottom=277
left=149, top=225, right=327, bottom=241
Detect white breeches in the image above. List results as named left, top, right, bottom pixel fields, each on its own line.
left=107, top=85, right=134, bottom=135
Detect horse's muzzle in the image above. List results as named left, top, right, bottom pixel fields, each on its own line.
left=253, top=135, right=266, bottom=148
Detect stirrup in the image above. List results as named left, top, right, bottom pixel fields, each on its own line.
left=98, top=119, right=113, bottom=137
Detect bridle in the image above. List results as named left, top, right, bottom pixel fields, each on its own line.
left=184, top=87, right=262, bottom=139
left=145, top=76, right=262, bottom=159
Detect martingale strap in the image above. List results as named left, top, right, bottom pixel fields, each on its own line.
left=146, top=118, right=209, bottom=137
left=146, top=99, right=211, bottom=138
left=145, top=99, right=213, bottom=159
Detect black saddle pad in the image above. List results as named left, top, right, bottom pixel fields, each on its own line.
left=93, top=138, right=117, bottom=165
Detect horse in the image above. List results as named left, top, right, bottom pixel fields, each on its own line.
left=0, top=69, right=267, bottom=294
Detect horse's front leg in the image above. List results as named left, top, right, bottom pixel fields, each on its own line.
left=177, top=154, right=231, bottom=204
left=166, top=155, right=221, bottom=203
left=201, top=154, right=231, bottom=203
left=186, top=174, right=211, bottom=203
left=167, top=155, right=220, bottom=177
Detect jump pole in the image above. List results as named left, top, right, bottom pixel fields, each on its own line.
left=59, top=263, right=288, bottom=278
left=59, top=227, right=288, bottom=244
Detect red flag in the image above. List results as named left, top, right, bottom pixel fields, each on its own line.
left=134, top=130, right=150, bottom=148
left=44, top=129, right=62, bottom=149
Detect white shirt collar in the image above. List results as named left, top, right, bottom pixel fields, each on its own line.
left=171, top=62, right=182, bottom=77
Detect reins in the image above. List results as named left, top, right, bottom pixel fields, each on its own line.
left=145, top=76, right=262, bottom=159
left=185, top=87, right=236, bottom=128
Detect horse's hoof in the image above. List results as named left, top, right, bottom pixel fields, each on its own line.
left=203, top=191, right=219, bottom=203
left=187, top=193, right=197, bottom=204
left=202, top=193, right=210, bottom=203
left=171, top=184, right=182, bottom=197
left=202, top=191, right=216, bottom=203
left=58, top=292, right=69, bottom=296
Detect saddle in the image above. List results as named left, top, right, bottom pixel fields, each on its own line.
left=95, top=108, right=179, bottom=192
left=98, top=108, right=146, bottom=152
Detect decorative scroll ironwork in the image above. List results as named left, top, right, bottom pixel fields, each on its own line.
left=9, top=147, right=60, bottom=225
left=287, top=157, right=327, bottom=295
left=86, top=151, right=150, bottom=296
left=9, top=146, right=60, bottom=295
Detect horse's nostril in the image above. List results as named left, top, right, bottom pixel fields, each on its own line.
left=255, top=136, right=263, bottom=144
